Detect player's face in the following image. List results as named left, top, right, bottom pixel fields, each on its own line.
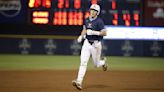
left=90, top=9, right=98, bottom=18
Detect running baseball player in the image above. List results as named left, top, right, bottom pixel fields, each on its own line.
left=72, top=4, right=108, bottom=90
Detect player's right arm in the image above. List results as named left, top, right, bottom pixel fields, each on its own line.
left=77, top=25, right=87, bottom=43
left=80, top=25, right=87, bottom=36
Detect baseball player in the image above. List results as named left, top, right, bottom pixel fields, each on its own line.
left=72, top=4, right=108, bottom=90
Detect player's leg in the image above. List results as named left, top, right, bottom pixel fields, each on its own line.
left=91, top=42, right=107, bottom=70
left=73, top=40, right=91, bottom=88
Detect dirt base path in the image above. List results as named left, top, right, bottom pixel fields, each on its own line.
left=0, top=70, right=164, bottom=92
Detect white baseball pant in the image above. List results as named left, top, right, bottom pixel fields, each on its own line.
left=76, top=39, right=105, bottom=84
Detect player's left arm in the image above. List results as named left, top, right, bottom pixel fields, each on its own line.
left=87, top=29, right=106, bottom=36
left=87, top=19, right=107, bottom=36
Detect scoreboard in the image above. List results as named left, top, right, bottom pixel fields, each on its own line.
left=28, top=0, right=142, bottom=26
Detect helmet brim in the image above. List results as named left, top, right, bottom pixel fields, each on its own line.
left=90, top=9, right=99, bottom=12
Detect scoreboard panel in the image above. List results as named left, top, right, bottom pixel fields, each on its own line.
left=28, top=0, right=142, bottom=26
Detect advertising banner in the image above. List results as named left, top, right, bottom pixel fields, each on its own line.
left=0, top=38, right=163, bottom=57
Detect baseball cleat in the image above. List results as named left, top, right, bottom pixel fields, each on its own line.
left=72, top=80, right=82, bottom=90
left=102, top=63, right=108, bottom=71
left=102, top=57, right=108, bottom=71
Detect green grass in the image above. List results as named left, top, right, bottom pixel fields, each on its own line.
left=0, top=54, right=164, bottom=71
left=110, top=57, right=164, bottom=71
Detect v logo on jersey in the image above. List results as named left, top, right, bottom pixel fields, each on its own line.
left=87, top=23, right=92, bottom=28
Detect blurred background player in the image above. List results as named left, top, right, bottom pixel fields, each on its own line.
left=72, top=4, right=108, bottom=90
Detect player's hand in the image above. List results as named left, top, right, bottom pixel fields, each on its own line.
left=99, top=31, right=107, bottom=36
left=77, top=35, right=83, bottom=43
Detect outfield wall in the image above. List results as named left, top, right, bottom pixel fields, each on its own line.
left=0, top=37, right=163, bottom=57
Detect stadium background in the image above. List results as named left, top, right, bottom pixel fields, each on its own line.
left=0, top=0, right=164, bottom=92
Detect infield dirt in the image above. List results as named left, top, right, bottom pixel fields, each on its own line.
left=0, top=70, right=164, bottom=92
